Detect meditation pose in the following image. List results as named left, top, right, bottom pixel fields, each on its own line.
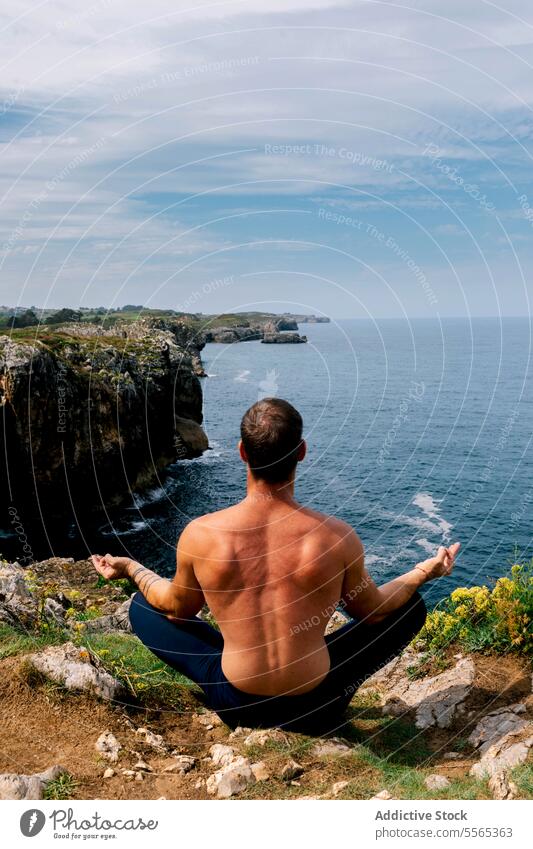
left=92, top=398, right=460, bottom=733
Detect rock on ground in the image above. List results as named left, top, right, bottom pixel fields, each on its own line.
left=135, top=727, right=168, bottom=753
left=0, top=765, right=66, bottom=800
left=250, top=761, right=270, bottom=781
left=28, top=642, right=124, bottom=701
left=425, top=774, right=451, bottom=791
left=312, top=738, right=352, bottom=757
left=281, top=760, right=304, bottom=781
left=325, top=609, right=350, bottom=635
left=83, top=597, right=133, bottom=633
left=209, top=744, right=237, bottom=767
left=243, top=729, right=288, bottom=747
left=206, top=757, right=256, bottom=799
left=95, top=731, right=121, bottom=763
left=371, top=790, right=393, bottom=800
left=470, top=725, right=533, bottom=798
left=161, top=756, right=196, bottom=775
left=0, top=563, right=38, bottom=627
left=468, top=704, right=529, bottom=754
left=363, top=654, right=476, bottom=729
left=486, top=772, right=518, bottom=800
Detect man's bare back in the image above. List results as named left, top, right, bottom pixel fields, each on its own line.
left=182, top=496, right=349, bottom=696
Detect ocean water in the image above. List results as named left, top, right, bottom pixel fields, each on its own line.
left=98, top=317, right=533, bottom=605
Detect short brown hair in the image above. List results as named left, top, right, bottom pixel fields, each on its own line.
left=240, top=398, right=303, bottom=483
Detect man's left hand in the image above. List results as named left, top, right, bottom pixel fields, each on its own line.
left=91, top=554, right=132, bottom=581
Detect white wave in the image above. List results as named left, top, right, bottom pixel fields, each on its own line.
left=206, top=373, right=218, bottom=377
left=413, top=492, right=453, bottom=539
left=416, top=537, right=436, bottom=554
left=365, top=554, right=386, bottom=566
left=99, top=519, right=149, bottom=537
left=234, top=370, right=250, bottom=382
left=130, top=486, right=167, bottom=509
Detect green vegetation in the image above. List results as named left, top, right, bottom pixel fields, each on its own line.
left=0, top=623, right=64, bottom=660
left=83, top=632, right=197, bottom=709
left=43, top=772, right=79, bottom=800
left=418, top=560, right=533, bottom=657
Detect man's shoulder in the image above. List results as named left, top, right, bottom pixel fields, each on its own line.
left=300, top=508, right=359, bottom=545
left=180, top=505, right=239, bottom=538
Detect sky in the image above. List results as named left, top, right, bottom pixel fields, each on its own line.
left=1, top=0, right=533, bottom=318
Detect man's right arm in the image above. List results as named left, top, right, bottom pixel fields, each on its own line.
left=340, top=529, right=460, bottom=624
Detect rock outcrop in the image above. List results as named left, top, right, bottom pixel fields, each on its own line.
left=262, top=331, right=307, bottom=344
left=0, top=319, right=208, bottom=530
left=361, top=652, right=476, bottom=729
left=204, top=315, right=307, bottom=344
left=0, top=562, right=38, bottom=627
left=0, top=765, right=67, bottom=800
left=28, top=642, right=124, bottom=701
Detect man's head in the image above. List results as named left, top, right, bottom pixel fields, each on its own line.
left=240, top=398, right=306, bottom=484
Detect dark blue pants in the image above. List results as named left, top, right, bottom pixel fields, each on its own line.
left=129, top=591, right=427, bottom=734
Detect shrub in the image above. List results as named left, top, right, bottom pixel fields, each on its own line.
left=419, top=561, right=533, bottom=656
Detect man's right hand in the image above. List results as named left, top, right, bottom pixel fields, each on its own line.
left=414, top=542, right=461, bottom=582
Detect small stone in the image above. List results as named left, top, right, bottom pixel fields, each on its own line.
left=161, top=756, right=196, bottom=775
left=425, top=774, right=451, bottom=791
left=133, top=760, right=152, bottom=772
left=371, top=789, right=393, bottom=800
left=489, top=771, right=517, bottom=800
left=103, top=768, right=115, bottom=779
left=281, top=760, right=304, bottom=781
left=95, top=731, right=121, bottom=763
left=195, top=779, right=205, bottom=789
left=209, top=744, right=237, bottom=767
left=135, top=771, right=144, bottom=782
left=331, top=780, right=350, bottom=797
left=135, top=727, right=167, bottom=753
left=443, top=752, right=461, bottom=760
left=243, top=729, right=288, bottom=748
left=229, top=727, right=253, bottom=740
left=312, top=738, right=351, bottom=757
left=290, top=781, right=301, bottom=787
left=206, top=756, right=255, bottom=799
left=251, top=761, right=270, bottom=782
left=197, top=711, right=223, bottom=727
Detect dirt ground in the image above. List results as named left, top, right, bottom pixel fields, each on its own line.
left=0, top=650, right=530, bottom=800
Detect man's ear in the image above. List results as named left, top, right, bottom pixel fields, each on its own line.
left=297, top=439, right=307, bottom=462
left=239, top=440, right=248, bottom=463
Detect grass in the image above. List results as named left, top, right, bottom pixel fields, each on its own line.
left=82, top=632, right=198, bottom=709
left=0, top=623, right=65, bottom=660
left=43, top=772, right=79, bottom=800
left=511, top=763, right=533, bottom=797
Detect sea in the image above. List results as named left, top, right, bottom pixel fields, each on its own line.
left=6, top=317, right=533, bottom=605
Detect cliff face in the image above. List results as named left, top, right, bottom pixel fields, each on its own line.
left=204, top=317, right=305, bottom=344
left=0, top=319, right=208, bottom=527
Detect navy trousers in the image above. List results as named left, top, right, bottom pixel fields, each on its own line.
left=129, top=591, right=427, bottom=734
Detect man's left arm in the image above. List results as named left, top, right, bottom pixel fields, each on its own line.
left=91, top=524, right=205, bottom=619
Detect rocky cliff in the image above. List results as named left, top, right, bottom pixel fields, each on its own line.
left=0, top=319, right=208, bottom=532
left=204, top=317, right=306, bottom=344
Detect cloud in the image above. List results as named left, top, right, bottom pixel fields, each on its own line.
left=2, top=1, right=533, bottom=311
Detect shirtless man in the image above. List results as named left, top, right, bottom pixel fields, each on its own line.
left=92, top=398, right=460, bottom=732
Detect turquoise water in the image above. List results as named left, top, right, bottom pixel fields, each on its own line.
left=107, top=317, right=533, bottom=604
